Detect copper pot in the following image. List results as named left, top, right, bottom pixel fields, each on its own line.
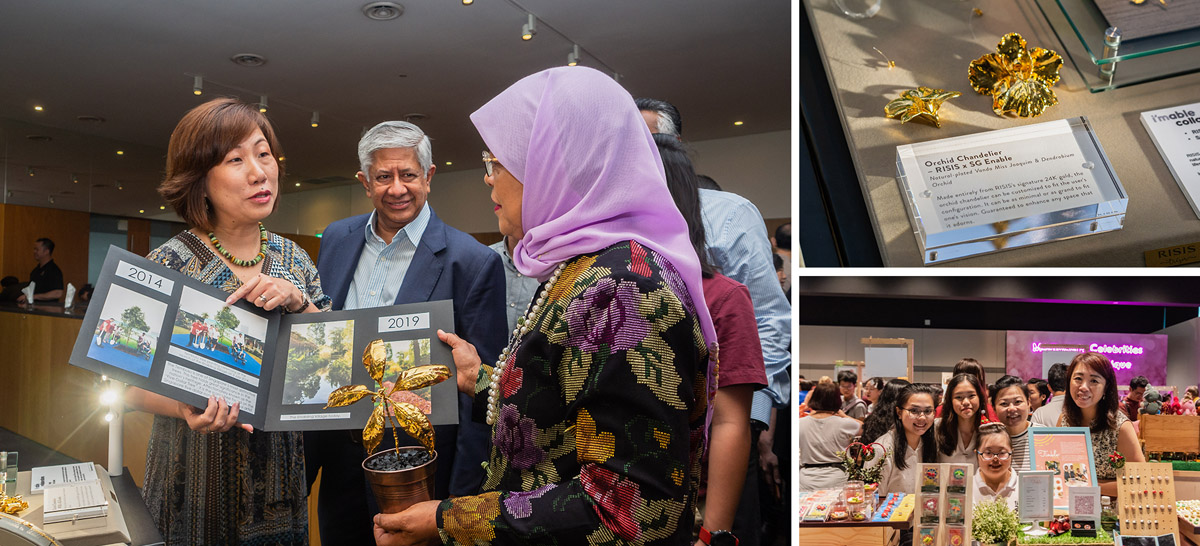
left=362, top=447, right=437, bottom=513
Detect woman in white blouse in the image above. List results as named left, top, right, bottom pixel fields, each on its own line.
left=871, top=384, right=940, bottom=497
left=935, top=373, right=985, bottom=463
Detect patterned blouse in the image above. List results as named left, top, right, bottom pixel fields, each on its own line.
left=436, top=241, right=708, bottom=545
left=141, top=230, right=330, bottom=545
left=1064, top=410, right=1129, bottom=480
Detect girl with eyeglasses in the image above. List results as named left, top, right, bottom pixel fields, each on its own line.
left=935, top=374, right=985, bottom=463
left=870, top=384, right=939, bottom=498
left=1058, top=352, right=1145, bottom=496
left=973, top=423, right=1019, bottom=511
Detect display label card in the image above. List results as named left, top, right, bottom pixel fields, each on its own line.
left=1145, top=241, right=1200, bottom=267
left=1141, top=102, right=1200, bottom=219
left=1018, top=470, right=1055, bottom=522
left=899, top=119, right=1102, bottom=234
left=69, top=246, right=459, bottom=432
left=30, top=462, right=97, bottom=493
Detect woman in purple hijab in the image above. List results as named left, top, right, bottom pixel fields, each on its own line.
left=373, top=66, right=717, bottom=546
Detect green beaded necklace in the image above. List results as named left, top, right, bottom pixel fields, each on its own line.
left=209, top=222, right=268, bottom=267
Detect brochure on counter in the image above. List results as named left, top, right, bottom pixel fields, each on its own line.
left=1141, top=101, right=1200, bottom=219
left=69, top=246, right=459, bottom=432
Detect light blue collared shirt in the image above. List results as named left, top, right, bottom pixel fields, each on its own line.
left=488, top=239, right=541, bottom=333
left=699, top=189, right=791, bottom=426
left=345, top=205, right=432, bottom=311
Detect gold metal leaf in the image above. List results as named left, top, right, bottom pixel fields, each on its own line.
left=392, top=401, right=437, bottom=451
left=363, top=339, right=386, bottom=383
left=968, top=33, right=1062, bottom=118
left=325, top=384, right=374, bottom=408
left=390, top=365, right=452, bottom=394
left=884, top=87, right=962, bottom=128
left=363, top=403, right=386, bottom=455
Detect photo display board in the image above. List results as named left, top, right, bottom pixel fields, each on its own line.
left=1028, top=427, right=1097, bottom=510
left=69, top=246, right=458, bottom=432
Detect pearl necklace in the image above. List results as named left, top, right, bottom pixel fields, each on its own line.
left=486, top=261, right=566, bottom=425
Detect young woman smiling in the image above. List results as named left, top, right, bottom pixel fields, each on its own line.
left=973, top=423, right=1019, bottom=512
left=935, top=374, right=985, bottom=463
left=1059, top=352, right=1145, bottom=496
left=871, top=384, right=940, bottom=497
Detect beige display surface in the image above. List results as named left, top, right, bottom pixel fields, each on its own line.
left=803, top=0, right=1200, bottom=266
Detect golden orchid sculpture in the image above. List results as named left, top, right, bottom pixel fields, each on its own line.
left=325, top=339, right=450, bottom=455
left=969, top=33, right=1062, bottom=118
left=885, top=87, right=962, bottom=128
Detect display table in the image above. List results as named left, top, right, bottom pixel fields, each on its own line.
left=803, top=0, right=1200, bottom=266
left=797, top=518, right=908, bottom=546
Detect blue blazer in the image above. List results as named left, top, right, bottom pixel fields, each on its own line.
left=307, top=208, right=505, bottom=542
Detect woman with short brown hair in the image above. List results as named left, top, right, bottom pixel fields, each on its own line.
left=125, top=97, right=328, bottom=545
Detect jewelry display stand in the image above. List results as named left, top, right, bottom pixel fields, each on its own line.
left=1116, top=462, right=1179, bottom=542
left=914, top=463, right=973, bottom=546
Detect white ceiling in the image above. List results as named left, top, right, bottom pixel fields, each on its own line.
left=0, top=0, right=792, bottom=219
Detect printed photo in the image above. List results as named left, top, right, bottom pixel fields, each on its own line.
left=382, top=338, right=434, bottom=414
left=283, top=320, right=354, bottom=405
left=170, top=286, right=268, bottom=376
left=86, top=284, right=167, bottom=378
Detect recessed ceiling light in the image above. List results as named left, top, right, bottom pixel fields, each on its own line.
left=362, top=2, right=404, bottom=20
left=34, top=105, right=44, bottom=112
left=734, top=121, right=744, bottom=126
left=160, top=205, right=166, bottom=210
left=295, top=182, right=301, bottom=187
left=139, top=209, right=145, bottom=214
left=116, top=150, right=124, bottom=155
left=278, top=156, right=286, bottom=162
left=445, top=161, right=453, bottom=166
left=231, top=53, right=267, bottom=67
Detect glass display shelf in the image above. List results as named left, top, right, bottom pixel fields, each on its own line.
left=1035, top=0, right=1200, bottom=91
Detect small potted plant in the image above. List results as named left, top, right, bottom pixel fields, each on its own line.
left=837, top=440, right=886, bottom=486
left=972, top=499, right=1021, bottom=546
left=325, top=339, right=450, bottom=513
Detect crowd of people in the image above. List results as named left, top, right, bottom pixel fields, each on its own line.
left=799, top=351, right=1164, bottom=525
left=110, top=65, right=791, bottom=546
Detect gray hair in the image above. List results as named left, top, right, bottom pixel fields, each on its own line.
left=357, top=121, right=433, bottom=175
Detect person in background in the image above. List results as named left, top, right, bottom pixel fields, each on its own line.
left=973, top=423, right=1019, bottom=511
left=871, top=384, right=939, bottom=497
left=1026, top=378, right=1050, bottom=413
left=16, top=238, right=64, bottom=303
left=125, top=97, right=328, bottom=545
left=488, top=235, right=540, bottom=332
left=1060, top=352, right=1146, bottom=496
left=772, top=223, right=791, bottom=295
left=1031, top=363, right=1069, bottom=427
left=654, top=130, right=768, bottom=546
left=993, top=375, right=1036, bottom=471
left=1122, top=375, right=1149, bottom=422
left=838, top=370, right=868, bottom=420
left=935, top=374, right=985, bottom=463
left=858, top=379, right=912, bottom=445
left=798, top=376, right=812, bottom=407
left=861, top=377, right=884, bottom=414
left=797, top=383, right=860, bottom=491
left=937, top=358, right=998, bottom=422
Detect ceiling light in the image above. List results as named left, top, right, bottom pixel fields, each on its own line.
left=160, top=205, right=166, bottom=210
left=104, top=412, right=114, bottom=423
left=27, top=167, right=35, bottom=177
left=311, top=111, right=319, bottom=128
left=117, top=182, right=124, bottom=190
left=259, top=95, right=268, bottom=113
left=278, top=156, right=286, bottom=162
left=295, top=182, right=301, bottom=187
left=462, top=0, right=473, bottom=4
left=567, top=44, right=580, bottom=66
left=139, top=209, right=145, bottom=214
left=34, top=105, right=44, bottom=112
left=48, top=196, right=55, bottom=204
left=362, top=2, right=404, bottom=21
left=116, top=150, right=124, bottom=155
left=193, top=75, right=203, bottom=96
left=231, top=53, right=267, bottom=67
left=734, top=121, right=744, bottom=126
left=445, top=161, right=453, bottom=166
left=521, top=14, right=536, bottom=41
left=72, top=174, right=79, bottom=183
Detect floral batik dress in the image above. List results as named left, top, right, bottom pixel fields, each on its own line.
left=141, top=230, right=330, bottom=545
left=436, top=240, right=709, bottom=545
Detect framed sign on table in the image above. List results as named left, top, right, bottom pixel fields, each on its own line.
left=1028, top=427, right=1098, bottom=510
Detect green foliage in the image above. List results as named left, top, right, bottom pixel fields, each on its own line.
left=326, top=325, right=352, bottom=387
left=1019, top=529, right=1111, bottom=544
left=283, top=331, right=323, bottom=404
left=307, top=322, right=326, bottom=347
left=215, top=306, right=240, bottom=337
left=121, top=306, right=149, bottom=335
left=973, top=499, right=1021, bottom=544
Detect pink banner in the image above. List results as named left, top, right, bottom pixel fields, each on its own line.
left=1005, top=330, right=1167, bottom=386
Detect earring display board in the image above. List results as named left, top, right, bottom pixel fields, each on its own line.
left=913, top=463, right=973, bottom=546
left=1116, top=462, right=1178, bottom=543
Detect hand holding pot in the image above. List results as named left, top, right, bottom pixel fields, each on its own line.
left=373, top=500, right=440, bottom=546
left=436, top=329, right=481, bottom=395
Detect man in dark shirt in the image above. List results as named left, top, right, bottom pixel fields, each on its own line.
left=17, top=238, right=64, bottom=302
left=1122, top=375, right=1149, bottom=422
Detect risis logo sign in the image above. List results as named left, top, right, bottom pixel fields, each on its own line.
left=1030, top=342, right=1143, bottom=370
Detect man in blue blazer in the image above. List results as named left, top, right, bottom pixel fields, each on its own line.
left=306, top=121, right=505, bottom=545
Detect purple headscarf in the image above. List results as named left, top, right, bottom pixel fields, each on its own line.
left=470, top=65, right=718, bottom=390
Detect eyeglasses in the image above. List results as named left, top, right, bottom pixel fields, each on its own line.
left=902, top=407, right=934, bottom=417
left=977, top=451, right=1012, bottom=461
left=482, top=150, right=500, bottom=177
